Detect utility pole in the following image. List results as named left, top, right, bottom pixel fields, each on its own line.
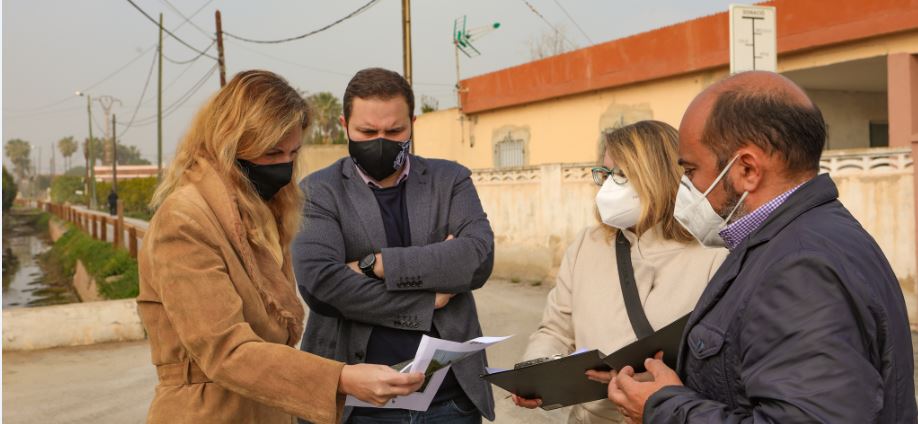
left=112, top=114, right=118, bottom=193
left=37, top=146, right=42, bottom=198
left=215, top=10, right=227, bottom=87
left=95, top=96, right=121, bottom=165
left=158, top=13, right=164, bottom=179
left=85, top=94, right=97, bottom=209
left=51, top=147, right=56, bottom=178
left=401, top=0, right=413, bottom=86
left=75, top=91, right=104, bottom=208
left=401, top=0, right=412, bottom=152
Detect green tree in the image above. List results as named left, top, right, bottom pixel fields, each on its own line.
left=2, top=167, right=17, bottom=211
left=95, top=177, right=157, bottom=220
left=50, top=175, right=85, bottom=204
left=304, top=92, right=346, bottom=145
left=64, top=166, right=86, bottom=177
left=57, top=136, right=78, bottom=171
left=116, top=144, right=151, bottom=165
left=4, top=138, right=32, bottom=181
left=83, top=137, right=104, bottom=162
left=82, top=137, right=149, bottom=166
left=33, top=174, right=52, bottom=195
left=420, top=95, right=439, bottom=114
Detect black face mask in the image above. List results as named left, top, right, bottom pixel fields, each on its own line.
left=348, top=134, right=411, bottom=182
left=236, top=159, right=294, bottom=201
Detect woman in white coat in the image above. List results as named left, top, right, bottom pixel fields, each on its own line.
left=512, top=120, right=727, bottom=423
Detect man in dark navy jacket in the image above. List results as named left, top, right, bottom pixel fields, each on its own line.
left=608, top=71, right=917, bottom=423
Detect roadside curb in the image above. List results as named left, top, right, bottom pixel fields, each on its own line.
left=2, top=298, right=145, bottom=351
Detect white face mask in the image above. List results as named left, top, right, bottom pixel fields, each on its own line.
left=673, top=155, right=748, bottom=248
left=595, top=178, right=642, bottom=230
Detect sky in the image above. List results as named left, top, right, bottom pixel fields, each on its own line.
left=2, top=0, right=737, bottom=173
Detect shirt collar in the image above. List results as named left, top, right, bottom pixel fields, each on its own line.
left=355, top=155, right=411, bottom=188
left=719, top=181, right=807, bottom=251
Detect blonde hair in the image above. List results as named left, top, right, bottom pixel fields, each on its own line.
left=151, top=70, right=310, bottom=252
left=598, top=120, right=693, bottom=243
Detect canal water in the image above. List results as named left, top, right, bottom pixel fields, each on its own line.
left=2, top=209, right=79, bottom=308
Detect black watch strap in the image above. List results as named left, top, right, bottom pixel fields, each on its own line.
left=360, top=253, right=378, bottom=279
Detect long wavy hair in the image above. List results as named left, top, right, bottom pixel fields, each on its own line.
left=151, top=70, right=309, bottom=253
left=598, top=120, right=694, bottom=243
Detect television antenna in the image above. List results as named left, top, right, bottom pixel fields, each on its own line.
left=453, top=16, right=500, bottom=146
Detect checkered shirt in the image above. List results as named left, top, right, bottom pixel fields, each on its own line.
left=719, top=182, right=806, bottom=251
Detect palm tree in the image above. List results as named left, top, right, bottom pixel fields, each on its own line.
left=57, top=136, right=78, bottom=171
left=4, top=138, right=32, bottom=181
left=305, top=92, right=344, bottom=145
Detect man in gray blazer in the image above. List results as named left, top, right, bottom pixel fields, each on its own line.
left=293, top=67, right=495, bottom=423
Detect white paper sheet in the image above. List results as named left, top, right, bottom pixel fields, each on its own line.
left=345, top=334, right=511, bottom=411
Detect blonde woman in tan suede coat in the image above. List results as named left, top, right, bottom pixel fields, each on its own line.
left=137, top=70, right=423, bottom=424
left=512, top=121, right=727, bottom=423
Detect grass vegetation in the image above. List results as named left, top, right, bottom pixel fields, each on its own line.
left=48, top=218, right=139, bottom=299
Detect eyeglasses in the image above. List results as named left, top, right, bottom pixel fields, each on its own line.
left=591, top=166, right=628, bottom=186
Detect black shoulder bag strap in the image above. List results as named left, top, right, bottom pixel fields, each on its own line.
left=615, top=230, right=655, bottom=339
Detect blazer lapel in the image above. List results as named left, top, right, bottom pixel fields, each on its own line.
left=405, top=156, right=432, bottom=247
left=341, top=158, right=389, bottom=249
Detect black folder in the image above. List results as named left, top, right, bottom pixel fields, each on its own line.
left=602, top=313, right=688, bottom=373
left=482, top=349, right=609, bottom=410
left=481, top=313, right=689, bottom=410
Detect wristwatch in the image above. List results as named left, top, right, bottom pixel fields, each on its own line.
left=358, top=253, right=379, bottom=279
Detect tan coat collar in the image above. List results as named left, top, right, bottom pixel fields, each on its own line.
left=184, top=158, right=305, bottom=345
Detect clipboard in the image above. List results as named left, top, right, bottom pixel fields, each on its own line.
left=482, top=349, right=609, bottom=410
left=481, top=313, right=690, bottom=410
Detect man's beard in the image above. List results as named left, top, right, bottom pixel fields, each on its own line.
left=718, top=174, right=747, bottom=224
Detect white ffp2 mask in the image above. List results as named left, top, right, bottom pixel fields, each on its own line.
left=595, top=178, right=642, bottom=230
left=673, top=156, right=748, bottom=248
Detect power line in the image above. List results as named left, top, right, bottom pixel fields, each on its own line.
left=144, top=64, right=218, bottom=124
left=124, top=63, right=217, bottom=127
left=123, top=65, right=214, bottom=126
left=12, top=48, right=155, bottom=113
left=14, top=0, right=214, bottom=114
left=159, top=0, right=216, bottom=39
left=3, top=105, right=85, bottom=119
left=224, top=39, right=353, bottom=76
left=91, top=110, right=107, bottom=135
left=118, top=49, right=160, bottom=137
left=164, top=40, right=216, bottom=64
left=80, top=1, right=214, bottom=90
left=140, top=59, right=202, bottom=107
left=223, top=0, right=381, bottom=44
left=124, top=0, right=218, bottom=60
left=551, top=0, right=594, bottom=45
left=225, top=39, right=452, bottom=87
left=520, top=0, right=578, bottom=50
